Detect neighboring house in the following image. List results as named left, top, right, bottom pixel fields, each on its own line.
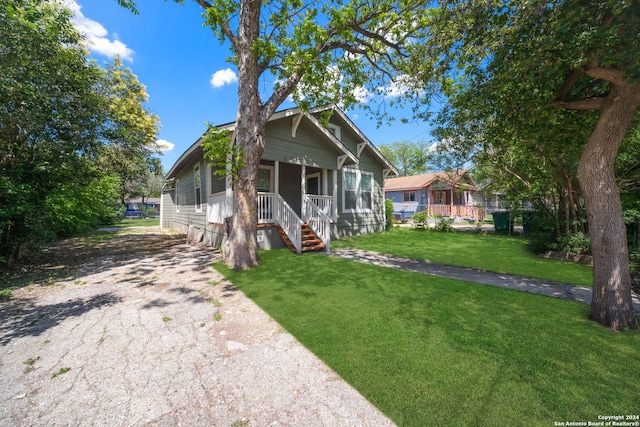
left=385, top=170, right=483, bottom=221
left=160, top=105, right=398, bottom=254
left=124, top=198, right=161, bottom=218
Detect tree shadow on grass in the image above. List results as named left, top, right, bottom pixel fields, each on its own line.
left=0, top=292, right=122, bottom=346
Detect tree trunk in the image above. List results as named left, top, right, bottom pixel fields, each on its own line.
left=577, top=83, right=640, bottom=331
left=221, top=0, right=265, bottom=271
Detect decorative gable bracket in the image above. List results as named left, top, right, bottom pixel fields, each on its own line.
left=383, top=168, right=394, bottom=179
left=337, top=154, right=349, bottom=170
left=291, top=113, right=304, bottom=137
left=357, top=142, right=367, bottom=157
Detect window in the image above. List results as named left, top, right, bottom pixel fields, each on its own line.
left=403, top=191, right=416, bottom=202
left=327, top=123, right=341, bottom=141
left=194, top=166, right=202, bottom=212
left=342, top=169, right=374, bottom=212
left=361, top=173, right=372, bottom=209
left=257, top=165, right=274, bottom=193
left=175, top=179, right=180, bottom=212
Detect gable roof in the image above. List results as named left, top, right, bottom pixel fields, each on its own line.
left=310, top=105, right=398, bottom=176
left=165, top=104, right=397, bottom=180
left=385, top=170, right=475, bottom=191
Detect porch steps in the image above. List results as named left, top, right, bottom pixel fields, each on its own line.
left=277, top=223, right=326, bottom=254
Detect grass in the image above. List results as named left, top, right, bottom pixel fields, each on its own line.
left=333, top=227, right=594, bottom=286
left=215, top=249, right=640, bottom=427
left=51, top=367, right=71, bottom=378
left=106, top=218, right=160, bottom=228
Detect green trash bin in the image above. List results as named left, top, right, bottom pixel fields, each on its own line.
left=493, top=211, right=512, bottom=233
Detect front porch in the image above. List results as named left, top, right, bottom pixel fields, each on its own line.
left=207, top=191, right=334, bottom=254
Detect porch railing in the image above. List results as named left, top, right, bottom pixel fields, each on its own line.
left=306, top=195, right=335, bottom=221
left=207, top=191, right=232, bottom=224
left=427, top=204, right=484, bottom=221
left=208, top=191, right=331, bottom=255
left=302, top=194, right=332, bottom=253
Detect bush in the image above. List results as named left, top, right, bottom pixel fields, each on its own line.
left=434, top=215, right=455, bottom=232
left=550, top=231, right=591, bottom=255
left=385, top=199, right=394, bottom=231
left=412, top=211, right=429, bottom=230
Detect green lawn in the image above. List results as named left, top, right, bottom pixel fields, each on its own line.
left=111, top=218, right=160, bottom=227
left=215, top=250, right=639, bottom=426
left=333, top=227, right=594, bottom=286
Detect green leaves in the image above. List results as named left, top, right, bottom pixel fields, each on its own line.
left=201, top=125, right=244, bottom=181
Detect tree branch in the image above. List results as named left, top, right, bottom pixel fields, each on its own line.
left=193, top=0, right=239, bottom=48
left=548, top=97, right=605, bottom=111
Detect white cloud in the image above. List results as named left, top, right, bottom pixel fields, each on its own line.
left=66, top=1, right=134, bottom=61
left=378, top=74, right=422, bottom=98
left=210, top=68, right=238, bottom=88
left=155, top=139, right=175, bottom=153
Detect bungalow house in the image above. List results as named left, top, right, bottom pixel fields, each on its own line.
left=385, top=170, right=484, bottom=221
left=160, top=105, right=398, bottom=254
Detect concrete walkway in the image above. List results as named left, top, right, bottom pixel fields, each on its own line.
left=330, top=249, right=640, bottom=315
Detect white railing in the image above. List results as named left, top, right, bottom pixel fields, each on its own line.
left=207, top=191, right=232, bottom=224
left=273, top=193, right=303, bottom=255
left=208, top=191, right=326, bottom=255
left=257, top=192, right=275, bottom=223
left=306, top=195, right=335, bottom=221
left=302, top=195, right=332, bottom=253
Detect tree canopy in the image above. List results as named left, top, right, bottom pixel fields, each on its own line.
left=1, top=0, right=160, bottom=265
left=420, top=0, right=640, bottom=330
left=378, top=141, right=433, bottom=177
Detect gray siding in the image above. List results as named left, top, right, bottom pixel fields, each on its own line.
left=262, top=120, right=341, bottom=170
left=161, top=159, right=211, bottom=243
left=329, top=117, right=386, bottom=238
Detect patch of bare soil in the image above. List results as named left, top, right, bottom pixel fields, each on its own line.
left=1, top=227, right=186, bottom=297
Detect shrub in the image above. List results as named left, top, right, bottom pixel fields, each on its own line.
left=385, top=199, right=395, bottom=231
left=412, top=211, right=429, bottom=230
left=550, top=231, right=591, bottom=255
left=434, top=215, right=455, bottom=232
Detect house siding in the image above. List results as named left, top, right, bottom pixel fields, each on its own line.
left=262, top=120, right=340, bottom=170
left=332, top=121, right=385, bottom=238
left=163, top=159, right=210, bottom=243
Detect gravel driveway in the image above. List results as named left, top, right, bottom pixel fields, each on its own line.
left=0, top=227, right=394, bottom=426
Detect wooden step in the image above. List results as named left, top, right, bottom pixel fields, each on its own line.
left=277, top=224, right=326, bottom=254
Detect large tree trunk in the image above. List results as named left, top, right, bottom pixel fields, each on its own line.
left=577, top=82, right=640, bottom=331
left=222, top=131, right=264, bottom=270
left=221, top=0, right=265, bottom=271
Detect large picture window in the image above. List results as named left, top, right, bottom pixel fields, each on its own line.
left=342, top=169, right=374, bottom=212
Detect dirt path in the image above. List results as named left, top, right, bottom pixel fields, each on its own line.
left=0, top=227, right=395, bottom=426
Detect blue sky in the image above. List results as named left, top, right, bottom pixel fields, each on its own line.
left=69, top=0, right=435, bottom=172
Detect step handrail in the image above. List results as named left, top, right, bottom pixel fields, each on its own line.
left=302, top=194, right=332, bottom=253
left=273, top=193, right=303, bottom=255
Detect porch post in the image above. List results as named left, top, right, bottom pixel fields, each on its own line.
left=274, top=160, right=280, bottom=195
left=301, top=164, right=306, bottom=199
left=450, top=185, right=454, bottom=216
left=333, top=169, right=338, bottom=220
left=322, top=169, right=328, bottom=196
